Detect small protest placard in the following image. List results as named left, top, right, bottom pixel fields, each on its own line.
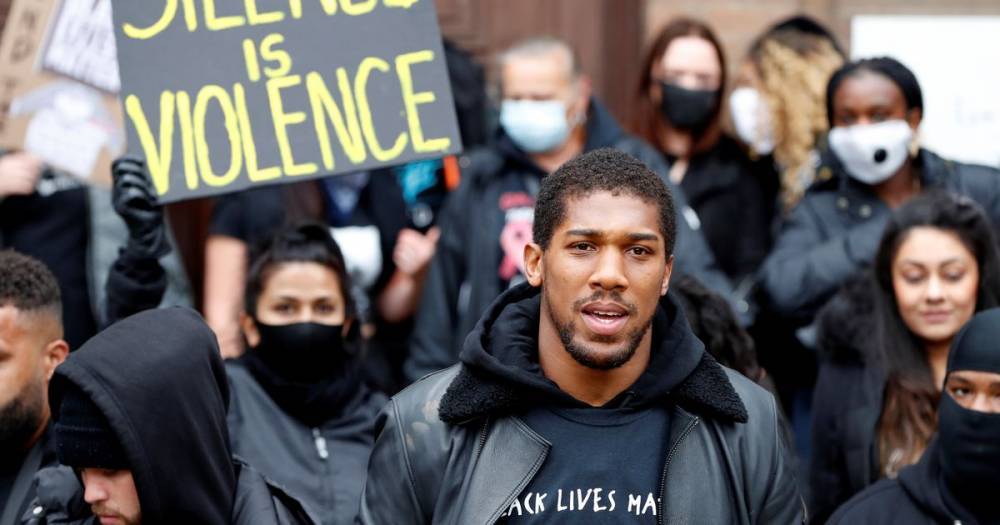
left=111, top=0, right=463, bottom=204
left=0, top=0, right=123, bottom=184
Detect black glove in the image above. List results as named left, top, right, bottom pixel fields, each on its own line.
left=111, top=156, right=170, bottom=259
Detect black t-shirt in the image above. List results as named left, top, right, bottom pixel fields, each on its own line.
left=502, top=405, right=670, bottom=523
left=0, top=184, right=95, bottom=349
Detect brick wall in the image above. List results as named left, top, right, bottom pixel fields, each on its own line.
left=645, top=0, right=1000, bottom=76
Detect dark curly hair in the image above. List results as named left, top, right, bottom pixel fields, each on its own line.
left=673, top=276, right=763, bottom=382
left=0, top=250, right=61, bottom=317
left=532, top=148, right=676, bottom=254
left=244, top=223, right=355, bottom=322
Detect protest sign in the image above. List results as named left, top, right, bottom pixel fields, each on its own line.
left=0, top=0, right=123, bottom=184
left=111, top=0, right=463, bottom=204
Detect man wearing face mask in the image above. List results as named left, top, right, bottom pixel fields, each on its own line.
left=828, top=307, right=1000, bottom=524
left=406, top=36, right=731, bottom=382
left=761, top=57, right=1000, bottom=325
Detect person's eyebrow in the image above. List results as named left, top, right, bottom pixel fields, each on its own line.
left=626, top=232, right=659, bottom=242
left=565, top=229, right=602, bottom=238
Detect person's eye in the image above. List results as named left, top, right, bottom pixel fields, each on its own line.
left=571, top=242, right=596, bottom=252
left=274, top=303, right=294, bottom=313
left=944, top=271, right=966, bottom=282
left=628, top=246, right=652, bottom=257
left=316, top=303, right=336, bottom=314
left=902, top=273, right=924, bottom=284
left=950, top=386, right=971, bottom=398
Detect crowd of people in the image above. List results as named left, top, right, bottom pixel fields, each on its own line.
left=2, top=13, right=1000, bottom=525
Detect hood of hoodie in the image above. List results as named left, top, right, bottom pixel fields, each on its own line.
left=494, top=97, right=630, bottom=173
left=49, top=307, right=235, bottom=524
left=440, top=283, right=747, bottom=423
left=897, top=439, right=979, bottom=525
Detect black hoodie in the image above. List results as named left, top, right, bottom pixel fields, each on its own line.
left=828, top=438, right=984, bottom=524
left=43, top=307, right=315, bottom=524
left=452, top=283, right=705, bottom=412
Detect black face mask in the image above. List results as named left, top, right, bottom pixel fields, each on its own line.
left=659, top=81, right=719, bottom=131
left=937, top=393, right=1000, bottom=515
left=251, top=322, right=350, bottom=383
left=241, top=321, right=364, bottom=426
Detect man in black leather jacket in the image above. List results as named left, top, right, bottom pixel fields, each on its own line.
left=360, top=149, right=803, bottom=524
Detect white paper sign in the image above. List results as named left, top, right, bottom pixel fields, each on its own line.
left=851, top=16, right=1000, bottom=168
left=40, top=0, right=120, bottom=93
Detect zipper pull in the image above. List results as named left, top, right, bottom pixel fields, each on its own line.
left=312, top=428, right=329, bottom=460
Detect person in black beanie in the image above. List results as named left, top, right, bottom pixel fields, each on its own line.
left=829, top=308, right=1000, bottom=524
left=23, top=308, right=318, bottom=525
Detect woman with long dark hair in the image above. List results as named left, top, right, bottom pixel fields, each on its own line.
left=634, top=18, right=773, bottom=291
left=810, top=190, right=1000, bottom=521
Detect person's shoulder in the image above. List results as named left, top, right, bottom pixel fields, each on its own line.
left=826, top=478, right=920, bottom=524
left=388, top=365, right=462, bottom=424
left=721, top=368, right=776, bottom=422
left=456, top=147, right=507, bottom=186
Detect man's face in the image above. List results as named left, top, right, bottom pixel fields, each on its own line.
left=501, top=50, right=590, bottom=123
left=81, top=468, right=142, bottom=525
left=525, top=192, right=672, bottom=369
left=0, top=305, right=65, bottom=454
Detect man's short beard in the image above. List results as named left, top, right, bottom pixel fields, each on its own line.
left=0, top=378, right=45, bottom=459
left=545, top=292, right=654, bottom=371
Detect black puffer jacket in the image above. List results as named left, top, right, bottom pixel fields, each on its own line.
left=406, top=99, right=732, bottom=381
left=809, top=275, right=886, bottom=523
left=362, top=284, right=803, bottom=524
left=761, top=148, right=1000, bottom=324
left=25, top=308, right=317, bottom=524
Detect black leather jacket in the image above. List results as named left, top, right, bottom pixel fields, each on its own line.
left=360, top=285, right=804, bottom=524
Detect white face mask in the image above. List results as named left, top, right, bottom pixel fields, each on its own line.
left=728, top=87, right=774, bottom=155
left=500, top=99, right=572, bottom=153
left=828, top=120, right=914, bottom=185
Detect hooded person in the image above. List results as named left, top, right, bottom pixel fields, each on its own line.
left=828, top=308, right=1000, bottom=525
left=23, top=307, right=318, bottom=524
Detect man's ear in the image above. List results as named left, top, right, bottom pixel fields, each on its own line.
left=43, top=339, right=69, bottom=381
left=660, top=255, right=674, bottom=296
left=239, top=312, right=259, bottom=348
left=523, top=243, right=544, bottom=287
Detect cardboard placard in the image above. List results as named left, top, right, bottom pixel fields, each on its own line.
left=111, top=0, right=462, bottom=204
left=0, top=0, right=123, bottom=185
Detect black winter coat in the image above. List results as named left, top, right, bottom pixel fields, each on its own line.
left=226, top=363, right=386, bottom=525
left=673, top=135, right=776, bottom=284
left=29, top=308, right=317, bottom=524
left=828, top=438, right=986, bottom=525
left=362, top=284, right=803, bottom=524
left=761, top=149, right=1000, bottom=324
left=405, top=99, right=732, bottom=381
left=810, top=276, right=887, bottom=523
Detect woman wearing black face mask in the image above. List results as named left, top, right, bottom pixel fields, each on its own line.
left=828, top=307, right=1000, bottom=525
left=226, top=223, right=387, bottom=525
left=634, top=18, right=776, bottom=303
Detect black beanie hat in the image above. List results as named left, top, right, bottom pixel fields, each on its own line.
left=53, top=382, right=129, bottom=470
left=947, top=307, right=1000, bottom=375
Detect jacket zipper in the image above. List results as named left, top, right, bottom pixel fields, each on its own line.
left=657, top=417, right=700, bottom=525
left=312, top=428, right=329, bottom=460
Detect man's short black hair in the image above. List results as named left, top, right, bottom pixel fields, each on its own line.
left=532, top=148, right=676, bottom=254
left=245, top=223, right=355, bottom=320
left=0, top=250, right=62, bottom=317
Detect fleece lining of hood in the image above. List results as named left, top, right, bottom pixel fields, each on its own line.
left=440, top=283, right=747, bottom=423
left=49, top=307, right=236, bottom=524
